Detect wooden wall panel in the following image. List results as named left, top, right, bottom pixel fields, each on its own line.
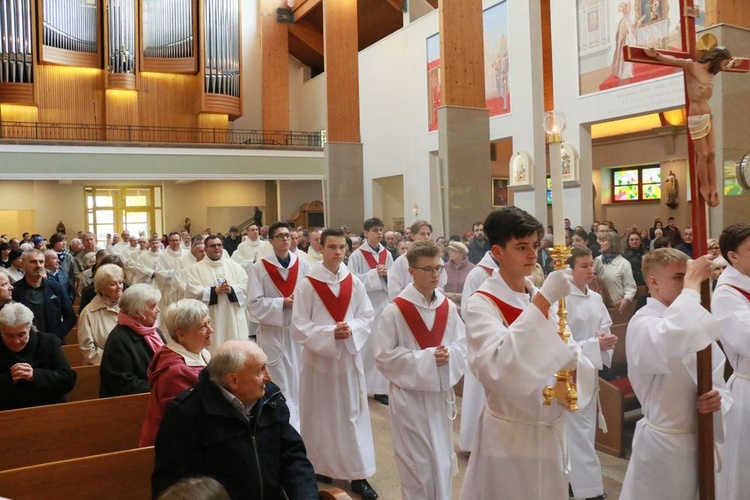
left=104, top=90, right=139, bottom=141
left=138, top=73, right=199, bottom=142
left=198, top=113, right=229, bottom=143
left=35, top=66, right=105, bottom=140
left=261, top=0, right=290, bottom=131
left=324, top=0, right=360, bottom=142
left=438, top=0, right=485, bottom=109
left=706, top=0, right=750, bottom=29
left=0, top=104, right=39, bottom=122
left=541, top=0, right=553, bottom=112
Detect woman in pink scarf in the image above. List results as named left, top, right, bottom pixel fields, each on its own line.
left=100, top=284, right=165, bottom=397
left=139, top=299, right=212, bottom=446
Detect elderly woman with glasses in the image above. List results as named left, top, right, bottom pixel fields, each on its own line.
left=0, top=302, right=76, bottom=410
left=77, top=264, right=125, bottom=365
left=139, top=299, right=212, bottom=446
left=100, top=284, right=165, bottom=397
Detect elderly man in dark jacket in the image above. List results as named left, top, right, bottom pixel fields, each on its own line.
left=152, top=340, right=318, bottom=500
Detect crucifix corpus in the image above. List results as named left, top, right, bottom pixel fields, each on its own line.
left=623, top=2, right=749, bottom=498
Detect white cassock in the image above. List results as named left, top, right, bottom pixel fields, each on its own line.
left=134, top=250, right=162, bottom=286
left=347, top=243, right=392, bottom=395
left=713, top=266, right=750, bottom=500
left=291, top=263, right=376, bottom=480
left=292, top=248, right=309, bottom=264
left=231, top=238, right=271, bottom=271
left=247, top=252, right=311, bottom=431
left=109, top=241, right=129, bottom=256
left=375, top=284, right=466, bottom=500
left=457, top=251, right=496, bottom=452
left=168, top=253, right=197, bottom=304
left=565, top=285, right=612, bottom=499
left=153, top=247, right=185, bottom=308
left=183, top=257, right=249, bottom=354
left=306, top=247, right=323, bottom=265
left=387, top=252, right=447, bottom=301
left=122, top=247, right=144, bottom=283
left=459, top=274, right=595, bottom=500
left=620, top=290, right=730, bottom=500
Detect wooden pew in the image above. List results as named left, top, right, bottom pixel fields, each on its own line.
left=0, top=393, right=148, bottom=471
left=0, top=447, right=153, bottom=500
left=64, top=327, right=78, bottom=346
left=62, top=344, right=84, bottom=367
left=67, top=365, right=100, bottom=402
left=595, top=322, right=641, bottom=457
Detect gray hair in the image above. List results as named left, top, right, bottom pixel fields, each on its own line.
left=0, top=302, right=35, bottom=330
left=82, top=252, right=97, bottom=269
left=163, top=299, right=209, bottom=342
left=119, top=283, right=161, bottom=316
left=599, top=231, right=623, bottom=254
left=208, top=341, right=264, bottom=387
left=21, top=248, right=43, bottom=262
left=94, top=264, right=124, bottom=294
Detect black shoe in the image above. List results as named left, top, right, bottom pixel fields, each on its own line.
left=315, top=474, right=333, bottom=484
left=351, top=479, right=378, bottom=499
left=373, top=394, right=389, bottom=405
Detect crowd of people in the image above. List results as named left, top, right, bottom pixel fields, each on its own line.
left=0, top=211, right=746, bottom=500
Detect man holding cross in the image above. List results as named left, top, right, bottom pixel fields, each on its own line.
left=643, top=45, right=739, bottom=207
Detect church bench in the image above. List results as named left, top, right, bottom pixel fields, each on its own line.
left=67, top=365, right=100, bottom=402
left=64, top=326, right=78, bottom=346
left=62, top=344, right=84, bottom=367
left=0, top=393, right=148, bottom=471
left=0, top=447, right=154, bottom=500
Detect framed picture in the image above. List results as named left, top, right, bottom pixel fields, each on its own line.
left=509, top=151, right=533, bottom=188
left=561, top=142, right=580, bottom=186
left=492, top=177, right=509, bottom=207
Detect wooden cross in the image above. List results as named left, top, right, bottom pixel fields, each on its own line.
left=623, top=1, right=748, bottom=499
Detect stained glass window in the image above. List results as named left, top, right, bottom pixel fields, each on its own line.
left=612, top=165, right=662, bottom=203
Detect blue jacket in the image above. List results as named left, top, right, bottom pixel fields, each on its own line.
left=12, top=278, right=77, bottom=343
left=152, top=371, right=318, bottom=500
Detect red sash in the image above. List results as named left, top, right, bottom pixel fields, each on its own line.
left=307, top=273, right=353, bottom=323
left=262, top=258, right=299, bottom=298
left=393, top=297, right=449, bottom=349
left=478, top=265, right=494, bottom=276
left=475, top=290, right=523, bottom=325
left=361, top=247, right=387, bottom=269
left=724, top=284, right=750, bottom=302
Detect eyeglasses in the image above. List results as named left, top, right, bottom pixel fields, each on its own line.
left=273, top=233, right=291, bottom=240
left=411, top=265, right=445, bottom=274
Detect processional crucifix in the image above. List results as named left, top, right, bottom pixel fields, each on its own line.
left=623, top=1, right=749, bottom=498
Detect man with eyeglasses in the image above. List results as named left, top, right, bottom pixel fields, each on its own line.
left=183, top=235, right=248, bottom=354
left=292, top=228, right=378, bottom=499
left=375, top=240, right=466, bottom=499
left=0, top=302, right=76, bottom=410
left=388, top=220, right=447, bottom=301
left=247, top=221, right=311, bottom=431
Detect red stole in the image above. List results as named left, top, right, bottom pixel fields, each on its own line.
left=307, top=273, right=353, bottom=322
left=262, top=258, right=299, bottom=298
left=724, top=284, right=750, bottom=302
left=361, top=247, right=387, bottom=269
left=393, top=297, right=449, bottom=349
left=475, top=290, right=524, bottom=325
left=478, top=265, right=494, bottom=276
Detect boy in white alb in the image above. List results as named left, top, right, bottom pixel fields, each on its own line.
left=565, top=246, right=617, bottom=500
left=291, top=228, right=378, bottom=500
left=711, top=223, right=750, bottom=500
left=376, top=240, right=466, bottom=500
left=460, top=207, right=595, bottom=500
left=247, top=221, right=311, bottom=431
left=620, top=248, right=730, bottom=500
left=347, top=218, right=392, bottom=404
left=387, top=220, right=446, bottom=301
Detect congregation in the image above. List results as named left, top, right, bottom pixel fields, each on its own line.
left=0, top=210, right=746, bottom=500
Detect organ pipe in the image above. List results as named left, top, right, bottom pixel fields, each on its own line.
left=107, top=0, right=135, bottom=74
left=203, top=0, right=239, bottom=98
left=0, top=0, right=33, bottom=83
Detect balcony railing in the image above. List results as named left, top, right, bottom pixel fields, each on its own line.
left=0, top=121, right=324, bottom=148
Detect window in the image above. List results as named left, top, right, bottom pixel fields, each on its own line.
left=612, top=165, right=661, bottom=202
left=85, top=186, right=163, bottom=241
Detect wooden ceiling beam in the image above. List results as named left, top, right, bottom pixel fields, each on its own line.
left=291, top=0, right=321, bottom=21
left=288, top=21, right=324, bottom=56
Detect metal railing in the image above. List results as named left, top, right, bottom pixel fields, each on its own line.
left=0, top=121, right=324, bottom=148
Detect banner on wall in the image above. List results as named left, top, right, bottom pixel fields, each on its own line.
left=576, top=0, right=706, bottom=96
left=426, top=1, right=510, bottom=132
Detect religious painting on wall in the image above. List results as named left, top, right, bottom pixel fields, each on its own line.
left=492, top=177, right=509, bottom=207
left=509, top=151, right=533, bottom=187
left=576, top=0, right=707, bottom=96
left=426, top=1, right=510, bottom=131
left=427, top=34, right=441, bottom=132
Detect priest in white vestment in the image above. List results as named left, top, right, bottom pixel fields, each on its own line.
left=153, top=232, right=186, bottom=309
left=460, top=207, right=595, bottom=500
left=168, top=240, right=205, bottom=305
left=565, top=246, right=617, bottom=499
left=347, top=218, right=392, bottom=402
left=713, top=224, right=750, bottom=500
left=247, top=221, right=311, bottom=431
left=457, top=250, right=496, bottom=452
left=305, top=229, right=324, bottom=265
left=183, top=235, right=249, bottom=354
left=109, top=230, right=131, bottom=256
left=122, top=236, right=145, bottom=283
left=231, top=224, right=271, bottom=271
left=291, top=228, right=378, bottom=499
left=388, top=220, right=446, bottom=301
left=621, top=248, right=730, bottom=500
left=376, top=240, right=466, bottom=500
left=133, top=237, right=162, bottom=286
